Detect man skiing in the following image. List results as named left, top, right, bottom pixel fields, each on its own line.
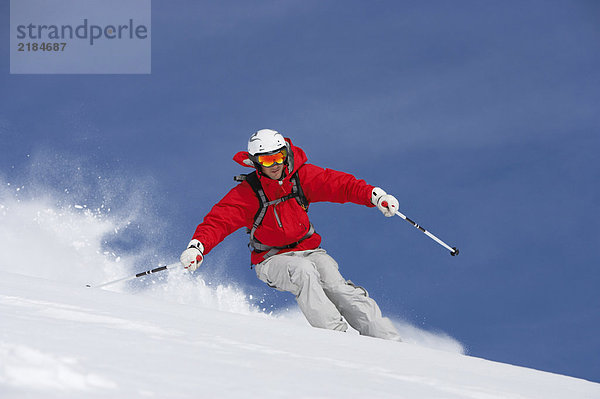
left=180, top=129, right=402, bottom=341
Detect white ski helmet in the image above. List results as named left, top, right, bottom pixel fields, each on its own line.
left=248, top=129, right=286, bottom=155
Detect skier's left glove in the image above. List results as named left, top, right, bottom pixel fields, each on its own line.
left=180, top=239, right=204, bottom=272
left=371, top=187, right=399, bottom=217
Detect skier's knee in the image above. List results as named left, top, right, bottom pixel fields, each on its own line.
left=289, top=260, right=319, bottom=281
left=346, top=280, right=369, bottom=297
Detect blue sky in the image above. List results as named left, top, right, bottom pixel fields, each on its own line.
left=2, top=0, right=599, bottom=382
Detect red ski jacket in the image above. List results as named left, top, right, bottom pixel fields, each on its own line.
left=192, top=139, right=375, bottom=265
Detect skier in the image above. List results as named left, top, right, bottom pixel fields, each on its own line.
left=180, top=129, right=402, bottom=341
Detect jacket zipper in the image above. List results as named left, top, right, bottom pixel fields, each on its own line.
left=273, top=206, right=283, bottom=228
left=273, top=180, right=285, bottom=228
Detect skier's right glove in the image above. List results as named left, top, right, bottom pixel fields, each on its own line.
left=180, top=239, right=204, bottom=272
left=371, top=187, right=399, bottom=217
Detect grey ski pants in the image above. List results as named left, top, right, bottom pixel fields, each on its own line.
left=255, top=249, right=401, bottom=341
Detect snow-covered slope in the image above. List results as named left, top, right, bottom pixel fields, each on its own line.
left=2, top=270, right=599, bottom=399
left=1, top=177, right=599, bottom=398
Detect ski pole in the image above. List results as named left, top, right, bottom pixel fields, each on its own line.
left=382, top=201, right=459, bottom=256
left=86, top=262, right=181, bottom=288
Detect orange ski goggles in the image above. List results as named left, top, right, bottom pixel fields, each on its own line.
left=256, top=148, right=287, bottom=167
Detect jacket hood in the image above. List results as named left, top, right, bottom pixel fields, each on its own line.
left=233, top=138, right=308, bottom=176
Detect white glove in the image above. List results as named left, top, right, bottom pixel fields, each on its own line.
left=180, top=239, right=204, bottom=272
left=371, top=187, right=399, bottom=217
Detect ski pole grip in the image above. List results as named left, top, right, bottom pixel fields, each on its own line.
left=381, top=201, right=388, bottom=208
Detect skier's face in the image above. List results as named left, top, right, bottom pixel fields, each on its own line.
left=261, top=163, right=284, bottom=180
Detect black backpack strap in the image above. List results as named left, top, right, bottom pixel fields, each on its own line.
left=290, top=171, right=309, bottom=210
left=251, top=223, right=315, bottom=254
left=241, top=172, right=272, bottom=247
left=234, top=170, right=313, bottom=258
